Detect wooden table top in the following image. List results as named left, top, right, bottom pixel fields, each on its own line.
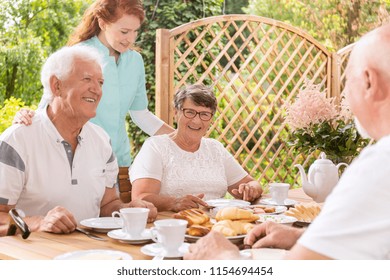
left=0, top=188, right=313, bottom=260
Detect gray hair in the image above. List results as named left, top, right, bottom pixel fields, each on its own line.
left=40, top=45, right=104, bottom=105
left=173, top=84, right=217, bottom=113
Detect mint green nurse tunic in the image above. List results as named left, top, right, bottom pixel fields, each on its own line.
left=82, top=36, right=148, bottom=167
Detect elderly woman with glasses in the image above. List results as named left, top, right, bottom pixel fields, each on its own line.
left=129, top=84, right=263, bottom=212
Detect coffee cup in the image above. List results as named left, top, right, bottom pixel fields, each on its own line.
left=111, top=208, right=149, bottom=238
left=151, top=219, right=188, bottom=256
left=269, top=183, right=290, bottom=205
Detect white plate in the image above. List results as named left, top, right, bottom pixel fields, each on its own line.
left=259, top=198, right=297, bottom=207
left=256, top=214, right=297, bottom=226
left=240, top=248, right=287, bottom=260
left=248, top=205, right=287, bottom=215
left=185, top=234, right=246, bottom=245
left=141, top=243, right=190, bottom=258
left=107, top=229, right=152, bottom=244
left=205, top=199, right=251, bottom=208
left=80, top=217, right=122, bottom=233
left=54, top=249, right=132, bottom=260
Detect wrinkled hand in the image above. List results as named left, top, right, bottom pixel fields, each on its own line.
left=13, top=108, right=35, bottom=125
left=171, top=193, right=208, bottom=212
left=38, top=206, right=77, bottom=234
left=128, top=199, right=158, bottom=223
left=184, top=231, right=240, bottom=260
left=231, top=183, right=262, bottom=202
left=244, top=221, right=304, bottom=250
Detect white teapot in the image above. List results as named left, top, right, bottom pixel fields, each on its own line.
left=295, top=152, right=348, bottom=203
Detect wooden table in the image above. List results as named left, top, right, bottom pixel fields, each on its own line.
left=0, top=188, right=313, bottom=260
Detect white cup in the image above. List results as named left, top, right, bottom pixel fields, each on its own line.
left=151, top=219, right=188, bottom=256
left=111, top=208, right=149, bottom=238
left=269, top=183, right=290, bottom=205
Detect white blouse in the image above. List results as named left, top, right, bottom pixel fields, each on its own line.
left=129, top=134, right=248, bottom=200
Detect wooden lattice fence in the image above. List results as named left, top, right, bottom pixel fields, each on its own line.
left=155, top=15, right=353, bottom=188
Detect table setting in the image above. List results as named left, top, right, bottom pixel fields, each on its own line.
left=0, top=188, right=321, bottom=260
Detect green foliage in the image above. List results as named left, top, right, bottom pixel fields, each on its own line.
left=0, top=0, right=93, bottom=105
left=0, top=97, right=37, bottom=133
left=245, top=0, right=390, bottom=50
left=288, top=120, right=369, bottom=163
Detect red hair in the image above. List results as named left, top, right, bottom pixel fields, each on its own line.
left=67, top=0, right=145, bottom=46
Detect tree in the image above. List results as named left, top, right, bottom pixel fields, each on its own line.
left=245, top=0, right=390, bottom=50
left=0, top=0, right=92, bottom=105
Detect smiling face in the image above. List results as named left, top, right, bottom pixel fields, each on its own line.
left=56, top=58, right=104, bottom=123
left=175, top=99, right=214, bottom=143
left=98, top=14, right=141, bottom=54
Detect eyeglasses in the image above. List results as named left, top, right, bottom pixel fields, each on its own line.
left=181, top=108, right=214, bottom=121
left=6, top=209, right=30, bottom=239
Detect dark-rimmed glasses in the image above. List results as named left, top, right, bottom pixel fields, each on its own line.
left=181, top=108, right=214, bottom=121
left=6, top=209, right=30, bottom=239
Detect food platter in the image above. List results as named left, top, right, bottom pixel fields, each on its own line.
left=247, top=205, right=287, bottom=215
left=185, top=233, right=246, bottom=245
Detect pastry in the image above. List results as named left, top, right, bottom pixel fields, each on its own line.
left=186, top=225, right=210, bottom=237
left=212, top=220, right=255, bottom=237
left=173, top=208, right=210, bottom=226
left=215, top=207, right=259, bottom=222
left=284, top=202, right=321, bottom=222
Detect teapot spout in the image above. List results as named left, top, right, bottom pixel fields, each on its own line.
left=295, top=164, right=317, bottom=199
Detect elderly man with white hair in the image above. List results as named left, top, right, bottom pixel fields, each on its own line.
left=0, top=46, right=157, bottom=235
left=185, top=23, right=390, bottom=260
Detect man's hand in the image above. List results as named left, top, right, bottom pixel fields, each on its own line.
left=128, top=199, right=158, bottom=223
left=37, top=206, right=77, bottom=233
left=184, top=231, right=240, bottom=260
left=244, top=221, right=305, bottom=249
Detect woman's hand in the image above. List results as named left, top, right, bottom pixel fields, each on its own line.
left=128, top=199, right=158, bottom=223
left=171, top=194, right=208, bottom=212
left=13, top=108, right=35, bottom=125
left=231, top=182, right=263, bottom=202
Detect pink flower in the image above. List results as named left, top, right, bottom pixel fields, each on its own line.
left=285, top=81, right=339, bottom=132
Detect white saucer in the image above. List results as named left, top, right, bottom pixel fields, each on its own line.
left=107, top=229, right=152, bottom=244
left=259, top=198, right=297, bottom=206
left=54, top=249, right=132, bottom=260
left=141, top=243, right=190, bottom=258
left=80, top=217, right=122, bottom=233
left=205, top=198, right=250, bottom=208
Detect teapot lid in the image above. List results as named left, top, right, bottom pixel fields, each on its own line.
left=314, top=152, right=334, bottom=164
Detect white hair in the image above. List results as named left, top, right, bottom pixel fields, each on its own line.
left=40, top=45, right=104, bottom=105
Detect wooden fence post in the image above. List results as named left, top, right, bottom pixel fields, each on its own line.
left=155, top=28, right=172, bottom=125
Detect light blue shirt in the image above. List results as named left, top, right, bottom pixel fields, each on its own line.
left=82, top=36, right=148, bottom=166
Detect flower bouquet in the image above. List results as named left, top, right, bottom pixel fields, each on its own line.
left=284, top=80, right=369, bottom=164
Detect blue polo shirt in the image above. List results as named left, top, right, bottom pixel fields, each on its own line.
left=82, top=36, right=148, bottom=166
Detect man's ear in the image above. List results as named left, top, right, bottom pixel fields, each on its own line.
left=364, top=68, right=385, bottom=101
left=49, top=75, right=61, bottom=97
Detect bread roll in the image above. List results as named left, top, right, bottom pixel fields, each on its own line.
left=215, top=207, right=259, bottom=222
left=212, top=220, right=255, bottom=237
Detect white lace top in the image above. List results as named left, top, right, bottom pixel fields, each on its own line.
left=129, top=134, right=248, bottom=200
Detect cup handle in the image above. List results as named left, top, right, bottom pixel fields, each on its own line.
left=150, top=227, right=159, bottom=243
left=112, top=211, right=120, bottom=218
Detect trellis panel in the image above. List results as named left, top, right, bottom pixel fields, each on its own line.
left=155, top=15, right=351, bottom=187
